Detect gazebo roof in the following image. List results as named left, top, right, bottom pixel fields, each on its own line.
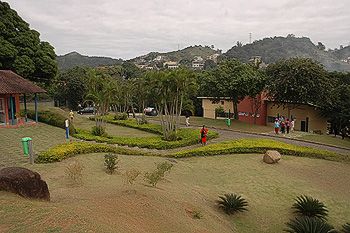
left=0, top=70, right=46, bottom=94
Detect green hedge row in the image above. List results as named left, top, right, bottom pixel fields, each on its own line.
left=174, top=139, right=348, bottom=162
left=74, top=128, right=219, bottom=150
left=26, top=110, right=76, bottom=135
left=36, top=142, right=148, bottom=163
left=92, top=115, right=163, bottom=135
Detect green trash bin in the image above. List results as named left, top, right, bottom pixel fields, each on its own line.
left=21, top=137, right=32, bottom=156
left=225, top=118, right=231, bottom=127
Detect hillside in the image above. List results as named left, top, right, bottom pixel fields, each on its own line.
left=56, top=52, right=123, bottom=70
left=223, top=36, right=350, bottom=72
left=130, top=45, right=220, bottom=64
left=332, top=45, right=350, bottom=60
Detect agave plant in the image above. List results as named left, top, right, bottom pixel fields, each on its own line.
left=217, top=193, right=248, bottom=215
left=292, top=195, right=328, bottom=220
left=284, top=216, right=335, bottom=233
left=341, top=223, right=350, bottom=233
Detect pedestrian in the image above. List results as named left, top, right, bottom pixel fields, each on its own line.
left=290, top=118, right=295, bottom=132
left=281, top=120, right=286, bottom=134
left=69, top=110, right=74, bottom=122
left=185, top=112, right=190, bottom=127
left=341, top=127, right=348, bottom=140
left=200, top=125, right=208, bottom=145
left=274, top=118, right=280, bottom=134
left=286, top=118, right=290, bottom=134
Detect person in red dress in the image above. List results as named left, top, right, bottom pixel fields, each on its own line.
left=200, top=125, right=208, bottom=145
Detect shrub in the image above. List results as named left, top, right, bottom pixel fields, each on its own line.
left=192, top=210, right=203, bottom=219
left=27, top=109, right=76, bottom=135
left=174, top=139, right=348, bottom=162
left=144, top=161, right=174, bottom=187
left=136, top=116, right=148, bottom=125
left=91, top=125, right=107, bottom=136
left=292, top=195, right=328, bottom=220
left=124, top=169, right=141, bottom=185
left=113, top=112, right=128, bottom=120
left=284, top=216, right=335, bottom=233
left=65, top=161, right=84, bottom=186
left=104, top=153, right=119, bottom=174
left=341, top=223, right=350, bottom=233
left=217, top=193, right=248, bottom=215
left=36, top=142, right=147, bottom=163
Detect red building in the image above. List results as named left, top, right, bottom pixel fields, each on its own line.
left=0, top=70, right=46, bottom=128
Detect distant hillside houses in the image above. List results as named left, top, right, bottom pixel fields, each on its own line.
left=341, top=57, right=350, bottom=64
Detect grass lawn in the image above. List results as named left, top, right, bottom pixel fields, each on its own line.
left=298, top=134, right=350, bottom=149
left=0, top=153, right=349, bottom=232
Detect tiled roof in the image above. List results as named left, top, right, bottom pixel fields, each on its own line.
left=0, top=70, right=46, bottom=94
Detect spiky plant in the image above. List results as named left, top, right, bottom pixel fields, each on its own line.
left=216, top=193, right=248, bottom=215
left=284, top=216, right=335, bottom=233
left=292, top=195, right=328, bottom=220
left=341, top=223, right=350, bottom=233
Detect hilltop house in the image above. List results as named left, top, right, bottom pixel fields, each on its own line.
left=0, top=70, right=46, bottom=128
left=192, top=56, right=205, bottom=69
left=163, top=61, right=179, bottom=69
left=199, top=95, right=328, bottom=134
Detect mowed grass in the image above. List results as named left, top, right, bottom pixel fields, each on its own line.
left=0, top=153, right=349, bottom=233
left=299, top=134, right=350, bottom=149
left=0, top=124, right=67, bottom=167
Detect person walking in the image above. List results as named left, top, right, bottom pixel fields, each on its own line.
left=286, top=118, right=290, bottom=134
left=69, top=110, right=74, bottom=123
left=341, top=126, right=348, bottom=140
left=290, top=118, right=295, bottom=132
left=200, top=125, right=208, bottom=145
left=281, top=120, right=286, bottom=134
left=185, top=111, right=190, bottom=127
left=274, top=119, right=280, bottom=134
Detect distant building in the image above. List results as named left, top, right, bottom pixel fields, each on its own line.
left=192, top=56, right=204, bottom=69
left=249, top=56, right=267, bottom=68
left=341, top=57, right=350, bottom=64
left=207, top=53, right=220, bottom=63
left=163, top=61, right=179, bottom=69
left=199, top=95, right=328, bottom=134
left=153, top=55, right=164, bottom=62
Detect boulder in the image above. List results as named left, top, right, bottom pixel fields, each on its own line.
left=0, top=167, right=50, bottom=200
left=263, top=150, right=281, bottom=164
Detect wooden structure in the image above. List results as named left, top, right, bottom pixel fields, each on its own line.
left=0, top=70, right=46, bottom=127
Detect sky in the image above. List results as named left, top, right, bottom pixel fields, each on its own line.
left=5, top=0, right=350, bottom=59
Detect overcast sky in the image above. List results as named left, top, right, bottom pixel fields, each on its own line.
left=6, top=0, right=350, bottom=59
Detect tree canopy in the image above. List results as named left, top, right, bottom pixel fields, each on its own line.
left=0, top=1, right=57, bottom=83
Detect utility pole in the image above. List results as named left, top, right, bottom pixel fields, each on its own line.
left=249, top=32, right=252, bottom=44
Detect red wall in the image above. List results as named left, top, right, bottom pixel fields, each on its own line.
left=237, top=95, right=267, bottom=126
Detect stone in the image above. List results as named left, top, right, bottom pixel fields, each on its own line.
left=263, top=150, right=281, bottom=164
left=0, top=167, right=50, bottom=200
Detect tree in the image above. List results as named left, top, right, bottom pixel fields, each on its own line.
left=0, top=2, right=57, bottom=83
left=316, top=42, right=326, bottom=50
left=52, top=67, right=90, bottom=110
left=265, top=58, right=330, bottom=107
left=204, top=59, right=217, bottom=70
left=200, top=59, right=261, bottom=120
left=144, top=68, right=197, bottom=140
left=236, top=41, right=243, bottom=47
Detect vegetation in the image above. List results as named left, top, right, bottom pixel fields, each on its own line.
left=292, top=195, right=329, bottom=220
left=124, top=169, right=141, bottom=185
left=284, top=216, right=335, bottom=233
left=174, top=139, right=347, bottom=162
left=104, top=153, right=119, bottom=174
left=36, top=142, right=147, bottom=163
left=223, top=36, right=350, bottom=72
left=56, top=51, right=123, bottom=70
left=144, top=161, right=173, bottom=187
left=0, top=2, right=57, bottom=83
left=341, top=223, right=350, bottom=233
left=217, top=193, right=248, bottom=215
left=91, top=125, right=107, bottom=136
left=200, top=59, right=265, bottom=119
left=65, top=161, right=84, bottom=186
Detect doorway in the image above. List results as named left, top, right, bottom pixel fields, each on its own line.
left=0, top=98, right=5, bottom=124
left=300, top=117, right=309, bottom=132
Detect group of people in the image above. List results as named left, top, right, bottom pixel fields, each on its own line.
left=274, top=116, right=295, bottom=135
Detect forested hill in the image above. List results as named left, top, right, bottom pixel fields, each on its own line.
left=130, top=45, right=220, bottom=63
left=56, top=52, right=123, bottom=70
left=332, top=45, right=350, bottom=60
left=223, top=36, right=350, bottom=72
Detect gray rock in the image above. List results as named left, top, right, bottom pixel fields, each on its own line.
left=263, top=150, right=281, bottom=164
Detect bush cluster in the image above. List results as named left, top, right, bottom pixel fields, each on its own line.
left=104, top=153, right=119, bottom=174
left=36, top=142, right=147, bottom=163
left=174, top=139, right=348, bottom=162
left=91, top=125, right=107, bottom=136
left=74, top=128, right=219, bottom=150
left=217, top=193, right=248, bottom=215
left=113, top=112, right=128, bottom=120
left=144, top=161, right=174, bottom=187
left=26, top=109, right=76, bottom=135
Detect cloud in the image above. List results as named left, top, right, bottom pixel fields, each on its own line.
left=6, top=0, right=350, bottom=59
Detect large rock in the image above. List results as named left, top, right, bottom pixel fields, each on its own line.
left=263, top=150, right=281, bottom=164
left=0, top=167, right=50, bottom=200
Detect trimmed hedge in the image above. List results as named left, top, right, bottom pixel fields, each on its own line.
left=174, top=139, right=349, bottom=162
left=74, top=128, right=219, bottom=150
left=26, top=109, right=76, bottom=135
left=36, top=142, right=148, bottom=163
left=91, top=116, right=162, bottom=135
